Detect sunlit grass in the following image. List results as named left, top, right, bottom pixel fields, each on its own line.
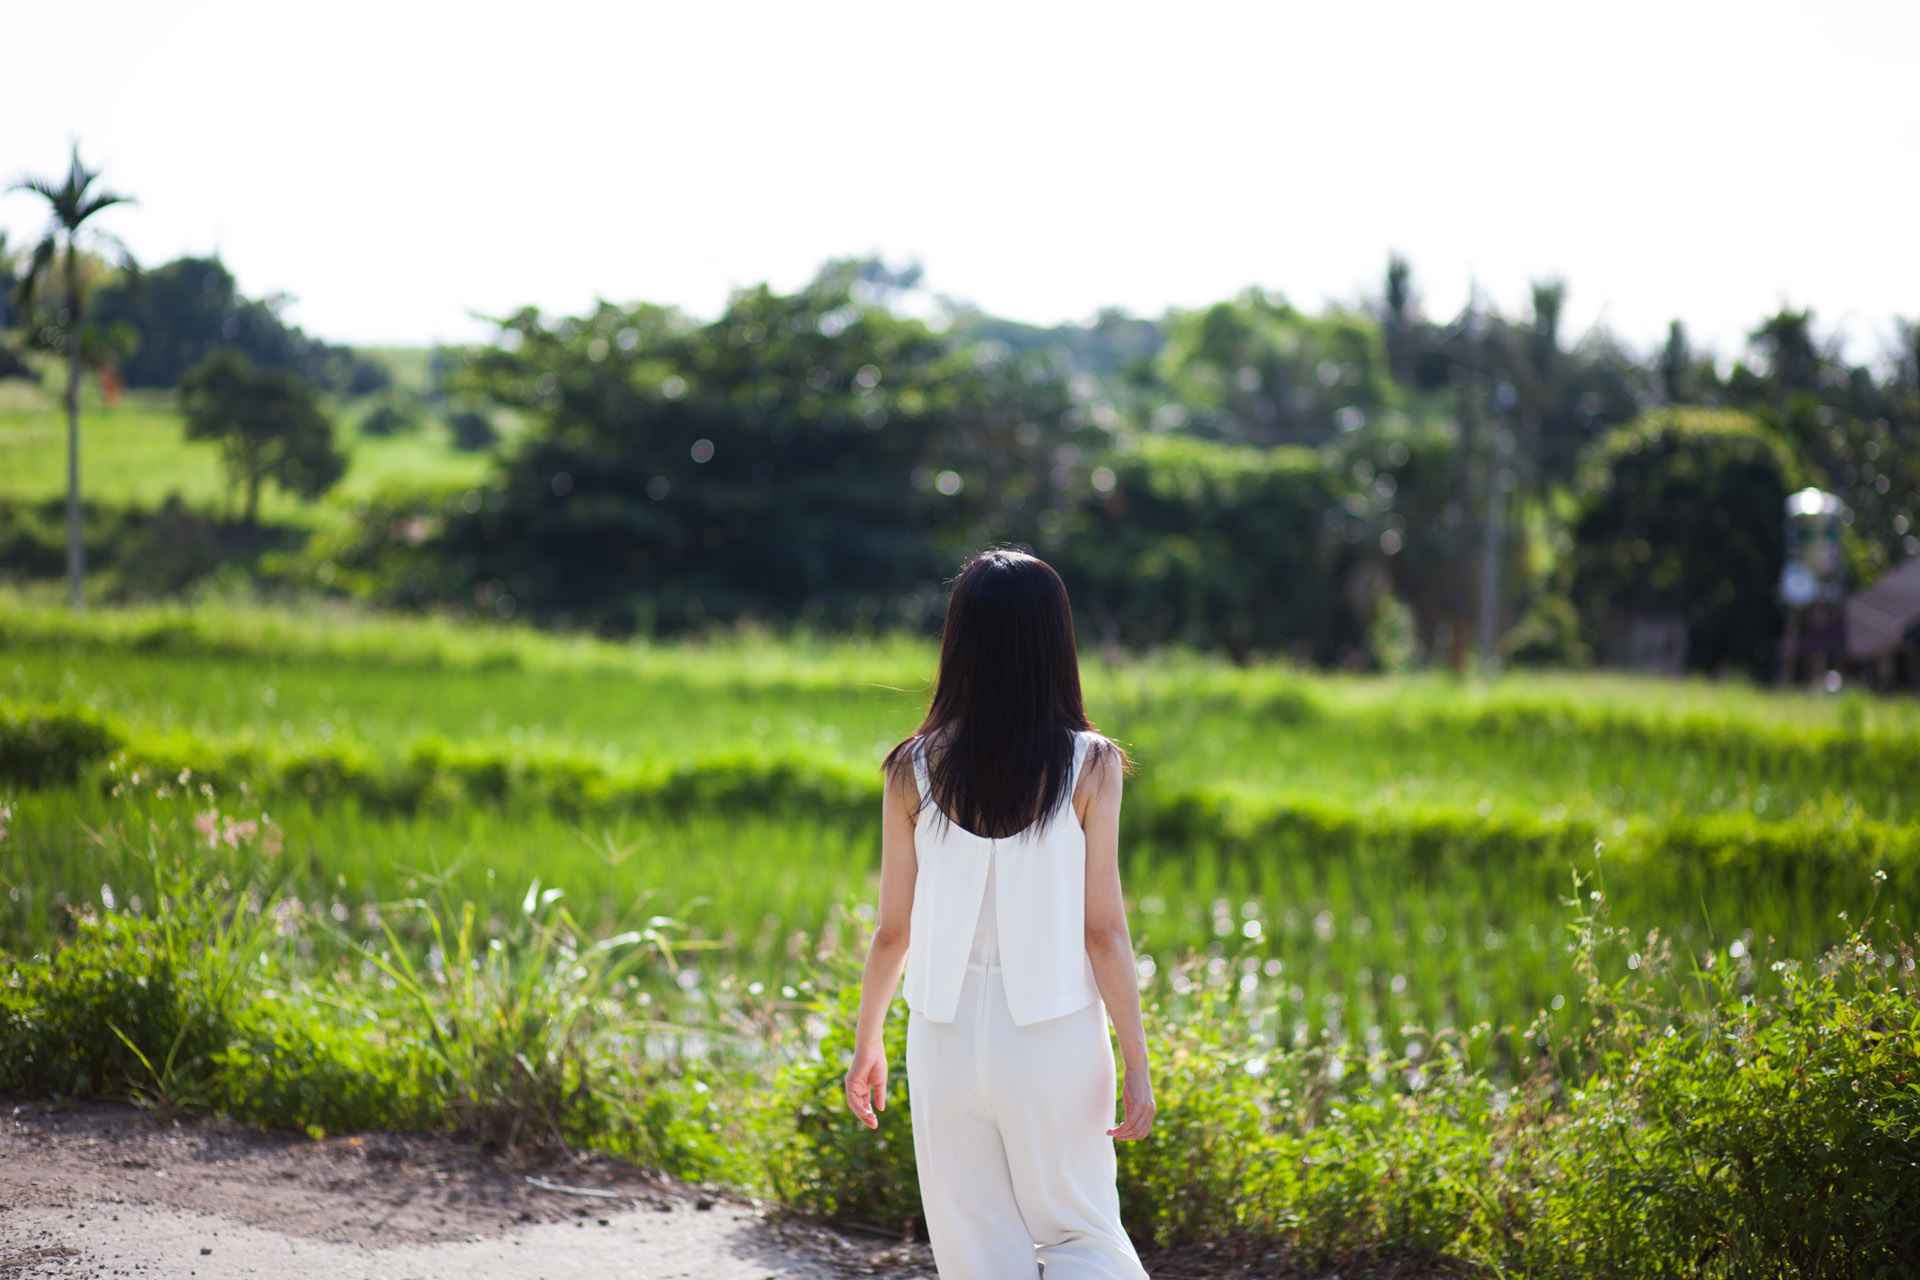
left=3, top=597, right=1914, bottom=1062
left=0, top=385, right=493, bottom=532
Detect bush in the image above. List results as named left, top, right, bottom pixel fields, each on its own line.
left=447, top=410, right=498, bottom=452
left=360, top=394, right=425, bottom=438
left=759, top=971, right=923, bottom=1232
left=0, top=909, right=181, bottom=1098
left=0, top=496, right=265, bottom=597
left=1528, top=894, right=1920, bottom=1277
left=3, top=819, right=1916, bottom=1274
left=0, top=703, right=120, bottom=787
left=1056, top=432, right=1349, bottom=661
left=1572, top=408, right=1805, bottom=675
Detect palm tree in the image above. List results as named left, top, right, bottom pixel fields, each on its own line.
left=8, top=145, right=136, bottom=609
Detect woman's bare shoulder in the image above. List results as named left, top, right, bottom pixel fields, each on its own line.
left=1075, top=732, right=1128, bottom=808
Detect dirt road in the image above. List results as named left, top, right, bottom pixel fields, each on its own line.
left=0, top=1102, right=933, bottom=1280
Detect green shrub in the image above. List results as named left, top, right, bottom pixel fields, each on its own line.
left=447, top=410, right=498, bottom=452
left=1529, top=900, right=1920, bottom=1277
left=758, top=969, right=922, bottom=1233
left=0, top=703, right=120, bottom=787
left=0, top=909, right=179, bottom=1097
left=215, top=998, right=440, bottom=1137
left=359, top=395, right=425, bottom=437
left=1572, top=408, right=1804, bottom=675
left=1057, top=432, right=1348, bottom=661
left=3, top=826, right=1917, bottom=1274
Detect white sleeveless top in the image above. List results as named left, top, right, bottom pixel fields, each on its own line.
left=903, top=730, right=1101, bottom=1026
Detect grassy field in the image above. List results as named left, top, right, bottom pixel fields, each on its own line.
left=0, top=369, right=493, bottom=535
left=4, top=596, right=1916, bottom=1269
left=4, top=596, right=1914, bottom=1070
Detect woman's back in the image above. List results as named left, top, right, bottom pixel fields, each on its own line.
left=903, top=729, right=1101, bottom=1027
left=842, top=549, right=1152, bottom=1280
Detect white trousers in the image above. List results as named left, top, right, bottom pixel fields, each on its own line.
left=906, top=964, right=1148, bottom=1280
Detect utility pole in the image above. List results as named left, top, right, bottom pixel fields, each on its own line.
left=1445, top=283, right=1482, bottom=670
left=1477, top=399, right=1509, bottom=673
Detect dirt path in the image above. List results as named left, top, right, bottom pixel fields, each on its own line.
left=0, top=1101, right=933, bottom=1280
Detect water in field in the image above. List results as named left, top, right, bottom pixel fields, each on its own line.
left=3, top=603, right=1915, bottom=1067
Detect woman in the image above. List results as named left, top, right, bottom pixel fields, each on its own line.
left=843, top=549, right=1153, bottom=1279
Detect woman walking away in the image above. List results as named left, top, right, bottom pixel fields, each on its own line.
left=843, top=549, right=1153, bottom=1279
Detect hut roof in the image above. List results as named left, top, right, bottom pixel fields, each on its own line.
left=1847, top=556, right=1920, bottom=661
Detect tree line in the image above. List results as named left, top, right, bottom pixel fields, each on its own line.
left=5, top=149, right=1916, bottom=673
left=308, top=258, right=1916, bottom=674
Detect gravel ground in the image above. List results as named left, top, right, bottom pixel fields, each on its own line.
left=0, top=1101, right=934, bottom=1280
left=0, top=1101, right=1446, bottom=1280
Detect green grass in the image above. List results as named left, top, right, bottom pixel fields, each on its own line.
left=5, top=598, right=1917, bottom=1269
left=0, top=380, right=495, bottom=533
left=4, top=820, right=1914, bottom=1275
left=3, top=596, right=1914, bottom=1069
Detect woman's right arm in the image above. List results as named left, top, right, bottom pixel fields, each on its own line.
left=844, top=762, right=919, bottom=1130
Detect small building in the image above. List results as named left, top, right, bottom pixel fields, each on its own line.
left=1845, top=557, right=1920, bottom=688
left=1602, top=611, right=1688, bottom=673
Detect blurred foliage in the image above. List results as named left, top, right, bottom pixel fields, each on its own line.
left=11, top=248, right=1920, bottom=672
left=1146, top=290, right=1395, bottom=446
left=424, top=260, right=1100, bottom=631
left=446, top=408, right=498, bottom=452
left=1057, top=432, right=1346, bottom=660
left=12, top=817, right=1912, bottom=1275
left=89, top=256, right=388, bottom=394
left=179, top=350, right=346, bottom=527
left=357, top=389, right=427, bottom=438
left=1571, top=408, right=1804, bottom=675
left=0, top=494, right=299, bottom=599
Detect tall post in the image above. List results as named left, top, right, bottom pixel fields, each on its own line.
left=1447, top=283, right=1482, bottom=670
left=65, top=253, right=84, bottom=611
left=1477, top=420, right=1506, bottom=672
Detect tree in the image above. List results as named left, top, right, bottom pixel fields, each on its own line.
left=430, top=262, right=1090, bottom=631
left=0, top=232, right=37, bottom=382
left=1660, top=320, right=1694, bottom=404
left=1571, top=408, right=1805, bottom=675
left=1719, top=309, right=1918, bottom=579
left=1151, top=289, right=1395, bottom=447
left=7, top=144, right=136, bottom=608
left=87, top=255, right=388, bottom=393
left=178, top=350, right=345, bottom=528
left=1055, top=431, right=1347, bottom=661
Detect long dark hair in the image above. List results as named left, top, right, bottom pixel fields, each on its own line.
left=885, top=548, right=1119, bottom=838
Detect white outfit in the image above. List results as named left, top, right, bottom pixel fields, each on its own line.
left=904, top=735, right=1101, bottom=1026
left=904, top=731, right=1147, bottom=1279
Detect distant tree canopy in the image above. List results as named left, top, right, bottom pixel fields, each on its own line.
left=1148, top=290, right=1396, bottom=446
left=179, top=350, right=346, bottom=527
left=46, top=243, right=1900, bottom=676
left=1572, top=408, right=1805, bottom=674
left=91, top=257, right=387, bottom=394
left=295, top=260, right=1920, bottom=675
left=431, top=262, right=1102, bottom=630
left=1055, top=432, right=1344, bottom=660
left=1716, top=308, right=1920, bottom=581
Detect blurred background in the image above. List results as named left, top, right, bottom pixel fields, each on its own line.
left=1, top=0, right=1915, bottom=681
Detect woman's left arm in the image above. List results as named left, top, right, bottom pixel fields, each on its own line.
left=1082, top=746, right=1155, bottom=1140
left=844, top=762, right=919, bottom=1129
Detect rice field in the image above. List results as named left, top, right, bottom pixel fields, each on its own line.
left=3, top=595, right=1915, bottom=1067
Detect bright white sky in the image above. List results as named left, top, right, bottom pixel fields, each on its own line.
left=5, top=0, right=1916, bottom=365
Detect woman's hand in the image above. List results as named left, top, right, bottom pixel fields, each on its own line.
left=1107, top=1067, right=1155, bottom=1140
left=844, top=1044, right=889, bottom=1130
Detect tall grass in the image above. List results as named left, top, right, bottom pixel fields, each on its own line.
left=5, top=595, right=1918, bottom=1063
left=5, top=812, right=1915, bottom=1277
